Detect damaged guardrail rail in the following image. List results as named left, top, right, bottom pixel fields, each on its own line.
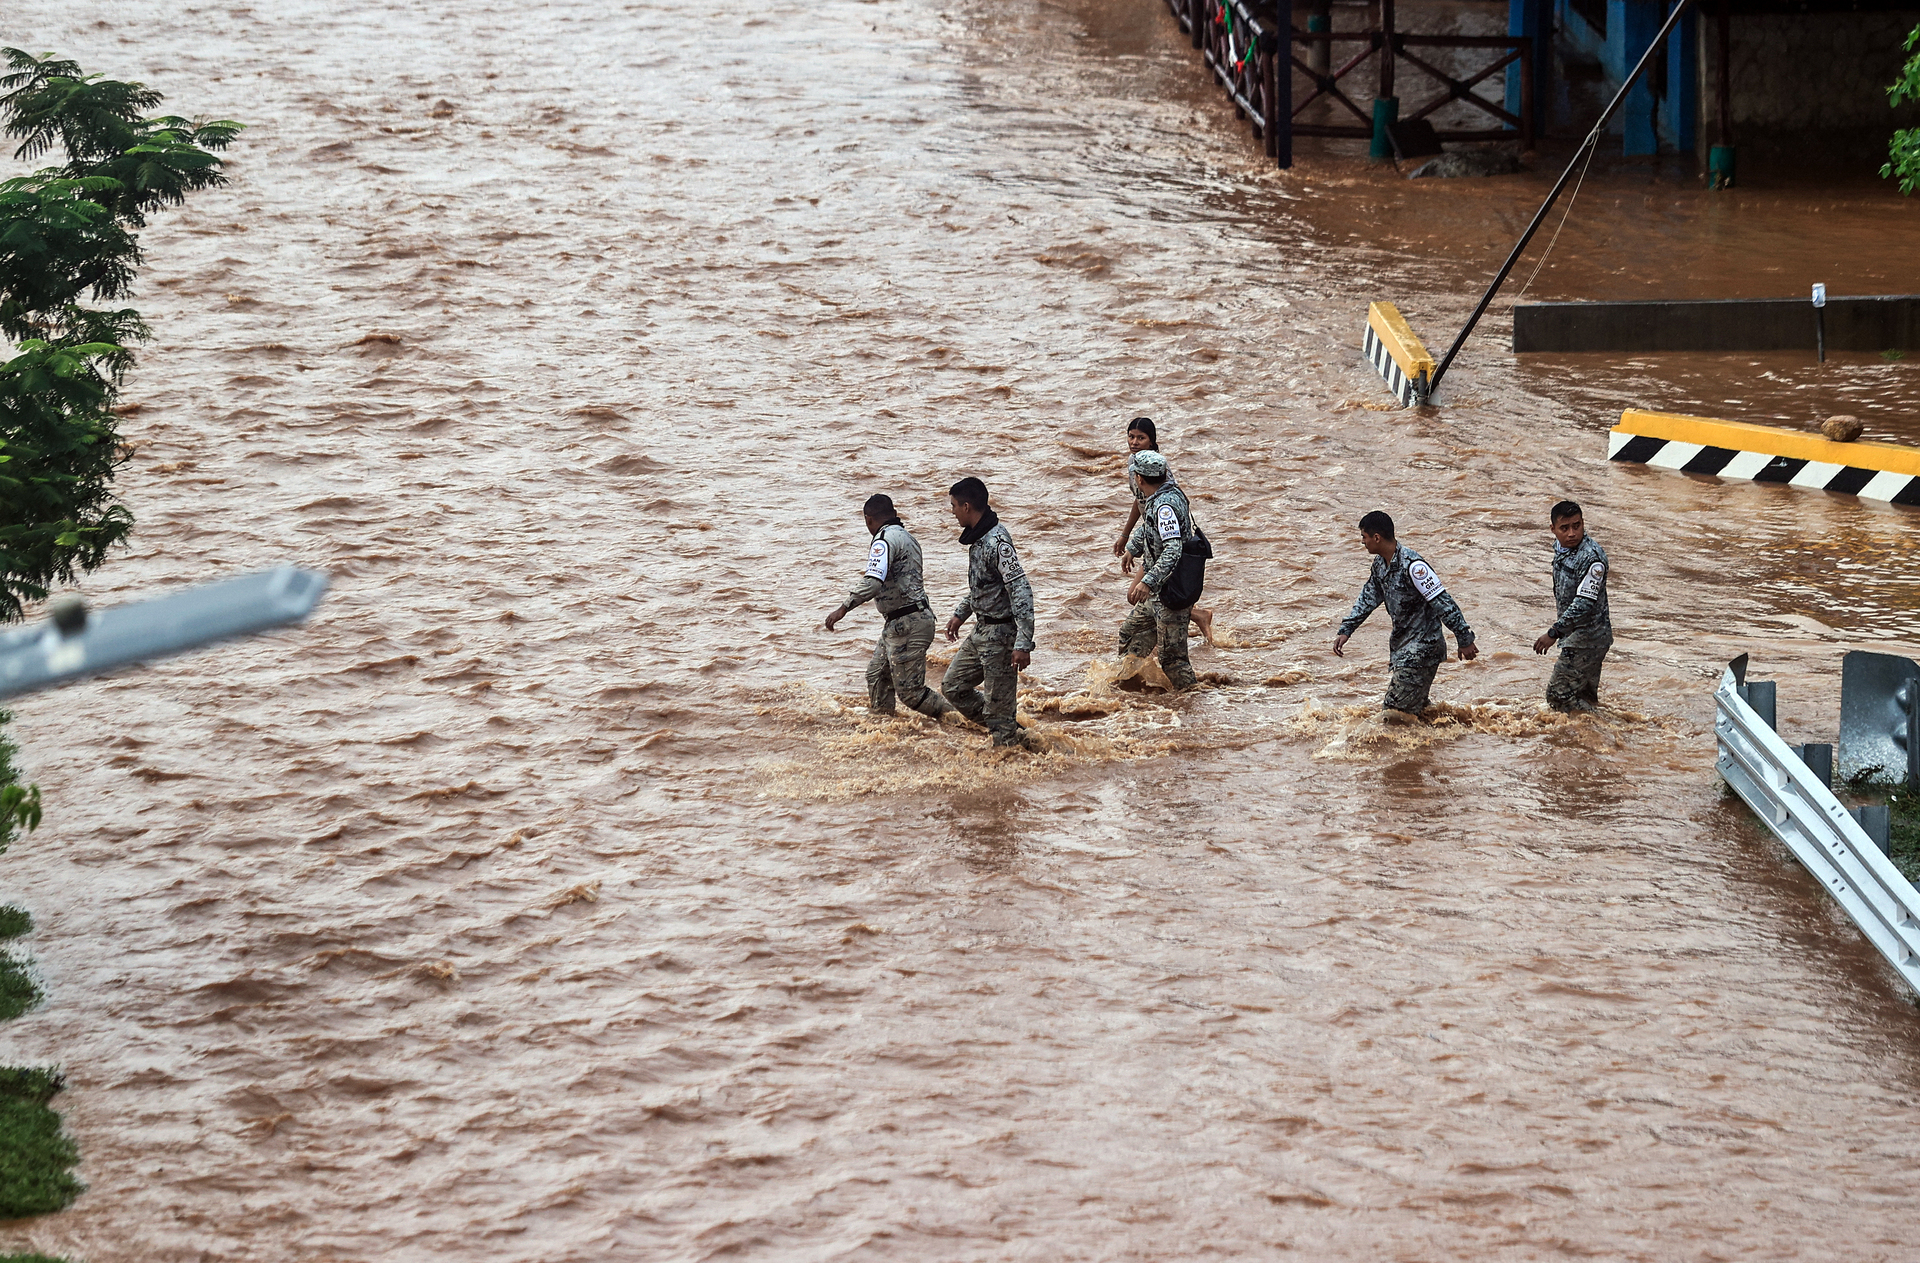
left=1716, top=653, right=1920, bottom=995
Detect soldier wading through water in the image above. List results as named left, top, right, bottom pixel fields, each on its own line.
left=823, top=493, right=957, bottom=721
left=1332, top=510, right=1478, bottom=718
left=942, top=477, right=1036, bottom=748
left=1532, top=499, right=1613, bottom=712
left=1119, top=450, right=1203, bottom=692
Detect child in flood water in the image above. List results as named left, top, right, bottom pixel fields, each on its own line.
left=1113, top=417, right=1215, bottom=645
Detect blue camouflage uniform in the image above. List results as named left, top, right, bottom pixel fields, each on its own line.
left=1338, top=542, right=1476, bottom=714
left=1546, top=534, right=1613, bottom=712
left=941, top=509, right=1035, bottom=745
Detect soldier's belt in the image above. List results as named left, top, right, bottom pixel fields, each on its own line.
left=882, top=602, right=931, bottom=623
left=976, top=614, right=1015, bottom=626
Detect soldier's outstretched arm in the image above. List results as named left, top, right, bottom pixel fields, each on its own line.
left=1336, top=573, right=1382, bottom=639
left=830, top=536, right=891, bottom=630
left=1432, top=590, right=1478, bottom=659
left=1332, top=575, right=1380, bottom=657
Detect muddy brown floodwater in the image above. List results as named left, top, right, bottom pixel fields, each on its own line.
left=3, top=0, right=1920, bottom=1257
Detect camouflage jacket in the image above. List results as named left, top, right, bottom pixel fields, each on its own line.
left=1549, top=535, right=1612, bottom=649
left=844, top=521, right=930, bottom=618
left=1338, top=542, right=1475, bottom=654
left=1126, top=482, right=1194, bottom=596
left=951, top=510, right=1036, bottom=652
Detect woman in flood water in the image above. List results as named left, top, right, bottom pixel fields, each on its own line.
left=1113, top=417, right=1214, bottom=646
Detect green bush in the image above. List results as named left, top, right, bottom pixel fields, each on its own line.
left=1885, top=24, right=1920, bottom=194
left=0, top=713, right=38, bottom=859
left=0, top=953, right=36, bottom=1023
left=0, top=1068, right=81, bottom=1219
left=0, top=908, right=28, bottom=941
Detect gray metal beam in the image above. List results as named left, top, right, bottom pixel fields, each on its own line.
left=1716, top=657, right=1920, bottom=995
left=0, top=568, right=329, bottom=701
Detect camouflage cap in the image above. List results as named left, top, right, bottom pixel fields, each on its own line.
left=1129, top=450, right=1169, bottom=479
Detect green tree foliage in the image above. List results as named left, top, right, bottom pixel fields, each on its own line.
left=1885, top=25, right=1920, bottom=194
left=0, top=892, right=34, bottom=1026
left=0, top=48, right=241, bottom=621
left=0, top=711, right=34, bottom=855
left=0, top=1067, right=81, bottom=1219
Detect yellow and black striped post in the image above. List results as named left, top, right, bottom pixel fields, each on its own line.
left=1362, top=301, right=1435, bottom=408
left=1609, top=410, right=1920, bottom=507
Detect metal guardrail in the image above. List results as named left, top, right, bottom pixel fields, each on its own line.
left=0, top=568, right=329, bottom=700
left=1715, top=654, right=1920, bottom=994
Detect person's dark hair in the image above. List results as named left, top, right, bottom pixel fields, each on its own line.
left=863, top=493, right=897, bottom=519
left=949, top=477, right=989, bottom=510
left=1358, top=510, right=1395, bottom=539
left=1550, top=499, right=1582, bottom=523
left=1127, top=416, right=1159, bottom=449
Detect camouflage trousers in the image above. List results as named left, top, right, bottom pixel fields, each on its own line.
left=867, top=609, right=953, bottom=719
left=1547, top=637, right=1611, bottom=713
left=942, top=622, right=1022, bottom=744
left=1118, top=596, right=1198, bottom=691
left=1383, top=638, right=1448, bottom=715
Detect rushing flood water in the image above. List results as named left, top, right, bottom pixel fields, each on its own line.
left=3, top=0, right=1920, bottom=1257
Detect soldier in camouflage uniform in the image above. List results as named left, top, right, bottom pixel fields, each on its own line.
left=941, top=477, right=1036, bottom=747
left=1333, top=510, right=1478, bottom=716
left=1533, top=499, right=1613, bottom=712
left=1118, top=450, right=1199, bottom=691
left=824, top=494, right=956, bottom=720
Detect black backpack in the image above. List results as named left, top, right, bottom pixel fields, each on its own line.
left=1159, top=524, right=1212, bottom=611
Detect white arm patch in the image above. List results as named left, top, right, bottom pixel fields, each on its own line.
left=1156, top=504, right=1181, bottom=542
left=996, top=537, right=1025, bottom=581
left=863, top=538, right=890, bottom=581
left=1576, top=561, right=1605, bottom=601
left=1406, top=559, right=1446, bottom=601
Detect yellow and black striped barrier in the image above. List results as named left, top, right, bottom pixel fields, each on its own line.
left=1609, top=410, right=1920, bottom=507
left=1363, top=301, right=1435, bottom=408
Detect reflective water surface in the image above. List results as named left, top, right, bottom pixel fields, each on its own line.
left=3, top=0, right=1920, bottom=1258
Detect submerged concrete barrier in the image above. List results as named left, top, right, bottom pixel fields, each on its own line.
left=1363, top=301, right=1436, bottom=408
left=1515, top=294, right=1920, bottom=354
left=1608, top=409, right=1920, bottom=507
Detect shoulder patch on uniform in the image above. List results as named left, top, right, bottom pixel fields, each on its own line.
left=995, top=534, right=1024, bottom=581
left=1406, top=558, right=1446, bottom=601
left=864, top=537, right=890, bottom=581
left=1576, top=561, right=1605, bottom=600
left=1156, top=503, right=1181, bottom=541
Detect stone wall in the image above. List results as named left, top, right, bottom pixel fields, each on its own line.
left=1698, top=10, right=1920, bottom=161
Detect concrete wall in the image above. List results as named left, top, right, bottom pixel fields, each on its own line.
left=1699, top=10, right=1920, bottom=162
left=1552, top=0, right=1920, bottom=164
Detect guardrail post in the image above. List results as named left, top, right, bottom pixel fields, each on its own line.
left=1738, top=679, right=1777, bottom=731
left=1850, top=804, right=1893, bottom=855
left=1795, top=742, right=1834, bottom=789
